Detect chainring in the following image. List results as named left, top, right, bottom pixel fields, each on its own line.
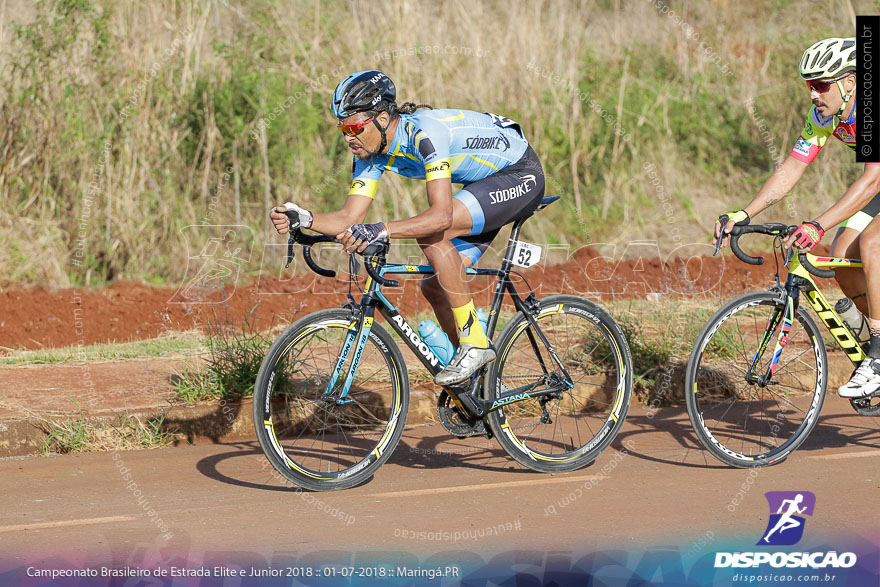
left=850, top=393, right=880, bottom=416
left=437, top=390, right=487, bottom=438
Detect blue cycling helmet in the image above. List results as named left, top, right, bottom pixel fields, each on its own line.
left=331, top=70, right=396, bottom=118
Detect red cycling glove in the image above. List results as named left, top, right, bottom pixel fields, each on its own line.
left=791, top=221, right=824, bottom=251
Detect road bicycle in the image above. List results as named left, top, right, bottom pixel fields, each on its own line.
left=685, top=222, right=880, bottom=468
left=253, top=195, right=634, bottom=490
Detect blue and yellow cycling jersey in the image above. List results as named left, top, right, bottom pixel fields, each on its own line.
left=346, top=109, right=530, bottom=199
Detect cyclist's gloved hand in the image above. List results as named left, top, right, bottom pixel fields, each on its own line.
left=713, top=209, right=750, bottom=251
left=340, top=222, right=389, bottom=254
left=270, top=202, right=313, bottom=234
left=788, top=220, right=824, bottom=252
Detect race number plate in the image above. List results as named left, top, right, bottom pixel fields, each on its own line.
left=512, top=241, right=542, bottom=268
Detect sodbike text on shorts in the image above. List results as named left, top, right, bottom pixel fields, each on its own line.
left=715, top=550, right=857, bottom=569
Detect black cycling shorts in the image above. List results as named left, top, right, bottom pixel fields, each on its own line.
left=840, top=190, right=880, bottom=232
left=451, top=145, right=545, bottom=264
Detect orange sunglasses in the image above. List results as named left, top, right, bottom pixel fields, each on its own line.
left=337, top=116, right=375, bottom=136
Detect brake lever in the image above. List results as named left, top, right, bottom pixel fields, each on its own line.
left=783, top=244, right=794, bottom=267
left=713, top=214, right=729, bottom=257
left=285, top=234, right=295, bottom=268
left=349, top=254, right=361, bottom=276
left=284, top=218, right=299, bottom=269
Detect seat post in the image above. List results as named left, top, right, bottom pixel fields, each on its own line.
left=500, top=218, right=527, bottom=273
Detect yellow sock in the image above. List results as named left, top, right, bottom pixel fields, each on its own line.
left=451, top=300, right=488, bottom=347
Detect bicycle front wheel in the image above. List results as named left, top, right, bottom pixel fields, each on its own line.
left=685, top=291, right=826, bottom=467
left=486, top=295, right=633, bottom=472
left=253, top=309, right=409, bottom=491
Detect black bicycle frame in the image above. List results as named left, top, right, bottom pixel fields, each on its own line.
left=355, top=217, right=573, bottom=419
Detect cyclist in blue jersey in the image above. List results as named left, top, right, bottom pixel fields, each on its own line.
left=270, top=70, right=546, bottom=385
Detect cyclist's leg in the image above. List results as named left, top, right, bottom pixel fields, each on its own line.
left=833, top=190, right=880, bottom=314
left=417, top=201, right=479, bottom=347
left=419, top=221, right=489, bottom=350
left=840, top=214, right=880, bottom=397
left=420, top=237, right=491, bottom=346
left=432, top=145, right=546, bottom=384
left=860, top=215, right=880, bottom=356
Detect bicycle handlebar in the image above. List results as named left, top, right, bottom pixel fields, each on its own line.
left=360, top=242, right=398, bottom=288
left=727, top=223, right=836, bottom=279
left=284, top=212, right=399, bottom=287
left=797, top=253, right=836, bottom=279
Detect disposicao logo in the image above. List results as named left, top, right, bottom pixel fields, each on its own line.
left=714, top=491, right=857, bottom=570
left=758, top=491, right=815, bottom=546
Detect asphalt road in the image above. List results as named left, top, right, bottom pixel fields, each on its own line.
left=2, top=402, right=879, bottom=578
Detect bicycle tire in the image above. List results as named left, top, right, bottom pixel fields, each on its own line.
left=253, top=308, right=409, bottom=491
left=685, top=291, right=827, bottom=467
left=486, top=295, right=633, bottom=472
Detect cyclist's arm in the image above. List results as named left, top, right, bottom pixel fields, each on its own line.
left=308, top=194, right=374, bottom=236
left=744, top=155, right=809, bottom=217
left=715, top=156, right=808, bottom=248
left=814, top=164, right=880, bottom=230
left=385, top=177, right=454, bottom=238
left=308, top=157, right=383, bottom=235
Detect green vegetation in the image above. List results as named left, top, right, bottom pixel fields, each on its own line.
left=0, top=0, right=860, bottom=289
left=41, top=413, right=175, bottom=454
left=172, top=307, right=277, bottom=402
left=0, top=331, right=206, bottom=366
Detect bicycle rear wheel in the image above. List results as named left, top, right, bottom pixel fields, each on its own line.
left=486, top=295, right=633, bottom=472
left=253, top=309, right=409, bottom=491
left=685, top=291, right=826, bottom=467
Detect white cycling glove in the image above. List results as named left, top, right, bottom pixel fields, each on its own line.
left=282, top=202, right=313, bottom=229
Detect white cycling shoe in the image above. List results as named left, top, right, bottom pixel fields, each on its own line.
left=434, top=343, right=496, bottom=386
left=838, top=357, right=880, bottom=398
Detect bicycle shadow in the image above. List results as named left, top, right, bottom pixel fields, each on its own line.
left=612, top=406, right=731, bottom=470
left=387, top=427, right=518, bottom=473
left=616, top=402, right=880, bottom=469
left=194, top=440, right=308, bottom=492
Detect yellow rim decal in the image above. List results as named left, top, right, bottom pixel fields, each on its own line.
left=266, top=423, right=330, bottom=480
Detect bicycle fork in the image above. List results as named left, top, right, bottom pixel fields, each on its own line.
left=747, top=293, right=797, bottom=386
left=324, top=309, right=375, bottom=404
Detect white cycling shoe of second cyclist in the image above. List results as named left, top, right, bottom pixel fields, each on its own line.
left=434, top=344, right=496, bottom=386
left=838, top=357, right=880, bottom=398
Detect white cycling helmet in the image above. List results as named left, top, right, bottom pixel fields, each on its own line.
left=799, top=37, right=856, bottom=81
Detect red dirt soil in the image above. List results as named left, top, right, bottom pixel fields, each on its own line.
left=1, top=247, right=824, bottom=351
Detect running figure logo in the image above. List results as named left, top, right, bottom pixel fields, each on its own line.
left=758, top=491, right=816, bottom=546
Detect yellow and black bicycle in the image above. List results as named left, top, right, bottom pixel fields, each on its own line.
left=254, top=196, right=633, bottom=491
left=685, top=222, right=879, bottom=468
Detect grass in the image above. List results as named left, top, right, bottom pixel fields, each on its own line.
left=41, top=413, right=176, bottom=454
left=171, top=305, right=277, bottom=402
left=605, top=297, right=720, bottom=405
left=0, top=331, right=207, bottom=366
left=0, top=0, right=862, bottom=289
